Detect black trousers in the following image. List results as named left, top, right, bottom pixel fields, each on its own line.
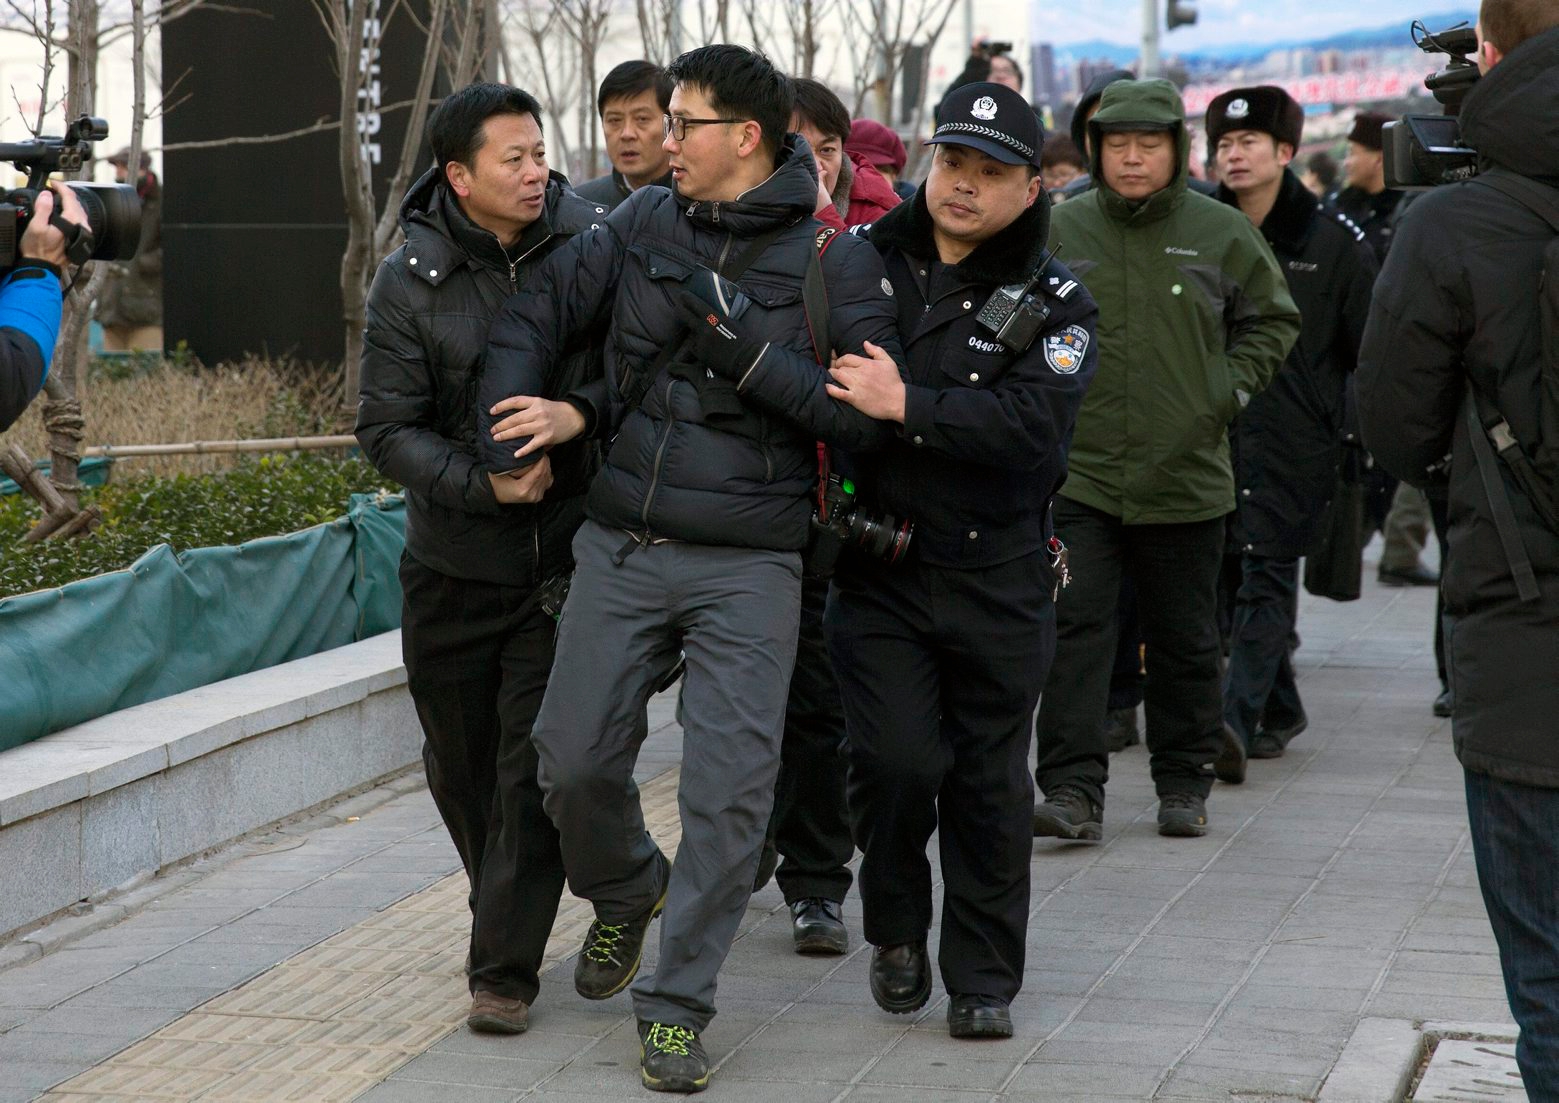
left=825, top=550, right=1054, bottom=1002
left=1222, top=554, right=1302, bottom=747
left=768, top=575, right=855, bottom=905
left=1034, top=497, right=1227, bottom=805
left=398, top=553, right=565, bottom=1006
left=1108, top=573, right=1146, bottom=712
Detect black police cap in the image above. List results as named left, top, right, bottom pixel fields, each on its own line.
left=926, top=82, right=1044, bottom=169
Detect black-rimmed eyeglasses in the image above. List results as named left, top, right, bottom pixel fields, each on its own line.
left=662, top=114, right=744, bottom=141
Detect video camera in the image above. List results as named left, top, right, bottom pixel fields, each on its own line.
left=1383, top=21, right=1482, bottom=189
left=0, top=115, right=143, bottom=272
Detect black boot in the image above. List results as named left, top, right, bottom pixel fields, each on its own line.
left=1032, top=785, right=1103, bottom=842
left=790, top=898, right=848, bottom=955
left=869, top=941, right=930, bottom=1014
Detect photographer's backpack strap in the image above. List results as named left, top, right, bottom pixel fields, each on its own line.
left=1465, top=384, right=1542, bottom=603
left=1467, top=169, right=1559, bottom=535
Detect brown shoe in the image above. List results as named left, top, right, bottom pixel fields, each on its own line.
left=468, top=990, right=529, bottom=1034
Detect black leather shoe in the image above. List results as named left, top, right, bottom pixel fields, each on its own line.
left=790, top=898, right=848, bottom=955
left=1433, top=689, right=1454, bottom=718
left=1379, top=563, right=1440, bottom=587
left=869, top=941, right=930, bottom=1014
left=947, top=994, right=1013, bottom=1039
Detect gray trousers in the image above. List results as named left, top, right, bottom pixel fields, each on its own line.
left=532, top=519, right=802, bottom=1031
left=1381, top=482, right=1432, bottom=571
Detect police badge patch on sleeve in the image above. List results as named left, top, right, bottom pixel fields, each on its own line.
left=1044, top=325, right=1089, bottom=374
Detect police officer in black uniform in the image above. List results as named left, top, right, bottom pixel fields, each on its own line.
left=822, top=82, right=1098, bottom=1039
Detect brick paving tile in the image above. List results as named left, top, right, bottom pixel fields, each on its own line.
left=8, top=561, right=1534, bottom=1101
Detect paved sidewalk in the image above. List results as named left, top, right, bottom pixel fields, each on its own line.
left=0, top=547, right=1522, bottom=1101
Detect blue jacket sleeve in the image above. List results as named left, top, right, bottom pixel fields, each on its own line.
left=0, top=266, right=62, bottom=431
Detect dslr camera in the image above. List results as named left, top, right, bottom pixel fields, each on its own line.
left=0, top=115, right=143, bottom=272
left=809, top=471, right=912, bottom=576
left=1383, top=21, right=1481, bottom=189
left=976, top=39, right=1015, bottom=57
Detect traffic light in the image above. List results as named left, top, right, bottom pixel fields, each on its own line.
left=1167, top=0, right=1197, bottom=29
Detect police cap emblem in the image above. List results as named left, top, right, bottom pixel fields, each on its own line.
left=1226, top=98, right=1250, bottom=119
left=1044, top=325, right=1090, bottom=375
left=971, top=96, right=999, bottom=121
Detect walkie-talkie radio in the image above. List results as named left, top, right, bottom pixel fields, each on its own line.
left=975, top=261, right=1053, bottom=352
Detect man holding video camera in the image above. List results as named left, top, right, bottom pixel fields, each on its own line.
left=0, top=185, right=92, bottom=432
left=823, top=83, right=1097, bottom=1039
left=1356, top=1, right=1559, bottom=1092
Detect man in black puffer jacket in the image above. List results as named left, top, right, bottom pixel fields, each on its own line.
left=1357, top=5, right=1559, bottom=1092
left=1205, top=86, right=1377, bottom=775
left=476, top=46, right=901, bottom=1094
left=354, top=84, right=612, bottom=1037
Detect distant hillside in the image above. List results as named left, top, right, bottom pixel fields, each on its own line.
left=1051, top=10, right=1476, bottom=64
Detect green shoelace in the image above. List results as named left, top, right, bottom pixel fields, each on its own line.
left=646, top=1023, right=695, bottom=1057
left=584, top=920, right=626, bottom=963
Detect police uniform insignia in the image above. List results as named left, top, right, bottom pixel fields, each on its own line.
left=971, top=96, right=999, bottom=121
left=1044, top=325, right=1089, bottom=374
left=1227, top=98, right=1250, bottom=119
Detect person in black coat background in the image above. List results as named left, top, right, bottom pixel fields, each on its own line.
left=1204, top=86, right=1377, bottom=776
left=1356, top=9, right=1559, bottom=1093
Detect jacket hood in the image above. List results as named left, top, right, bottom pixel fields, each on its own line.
left=396, top=165, right=603, bottom=283
left=1070, top=69, right=1135, bottom=153
left=676, top=134, right=821, bottom=235
left=1088, top=79, right=1190, bottom=223
left=841, top=149, right=902, bottom=225
left=1460, top=25, right=1559, bottom=187
left=869, top=180, right=1051, bottom=287
left=1216, top=168, right=1317, bottom=254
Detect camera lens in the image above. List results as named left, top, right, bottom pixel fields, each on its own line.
left=847, top=511, right=913, bottom=564
left=65, top=182, right=143, bottom=261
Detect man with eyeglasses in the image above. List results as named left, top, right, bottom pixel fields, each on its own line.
left=476, top=44, right=903, bottom=1094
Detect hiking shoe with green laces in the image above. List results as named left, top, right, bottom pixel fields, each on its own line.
left=574, top=876, right=669, bottom=1000
left=639, top=1021, right=710, bottom=1093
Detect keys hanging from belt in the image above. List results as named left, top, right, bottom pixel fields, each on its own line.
left=1047, top=535, right=1071, bottom=600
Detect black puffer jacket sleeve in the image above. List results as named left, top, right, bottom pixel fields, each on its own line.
left=355, top=258, right=501, bottom=516
left=478, top=194, right=638, bottom=473
left=733, top=232, right=901, bottom=452
left=1356, top=194, right=1465, bottom=486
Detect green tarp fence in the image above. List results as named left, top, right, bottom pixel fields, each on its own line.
left=0, top=456, right=115, bottom=496
left=0, top=493, right=405, bottom=752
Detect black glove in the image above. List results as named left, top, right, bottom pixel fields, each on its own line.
left=673, top=285, right=764, bottom=382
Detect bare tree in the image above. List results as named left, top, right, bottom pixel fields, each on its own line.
left=311, top=0, right=465, bottom=407
left=841, top=0, right=958, bottom=173
left=497, top=0, right=609, bottom=183
left=737, top=0, right=835, bottom=79
left=635, top=0, right=676, bottom=62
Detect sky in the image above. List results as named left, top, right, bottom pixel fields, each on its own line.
left=1025, top=0, right=1464, bottom=50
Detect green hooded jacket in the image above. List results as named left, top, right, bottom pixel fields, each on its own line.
left=1048, top=79, right=1300, bottom=524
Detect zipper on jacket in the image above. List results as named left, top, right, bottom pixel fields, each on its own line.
left=711, top=202, right=721, bottom=224
left=715, top=232, right=735, bottom=276
left=640, top=379, right=678, bottom=530
left=500, top=236, right=550, bottom=295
